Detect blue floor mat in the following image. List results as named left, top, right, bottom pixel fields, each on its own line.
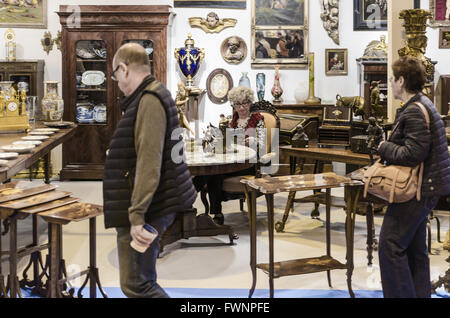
left=19, top=286, right=450, bottom=298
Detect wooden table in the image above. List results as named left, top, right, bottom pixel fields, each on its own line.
left=241, top=173, right=363, bottom=298
left=160, top=143, right=257, bottom=252
left=0, top=123, right=77, bottom=183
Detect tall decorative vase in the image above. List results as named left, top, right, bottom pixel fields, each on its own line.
left=304, top=52, right=321, bottom=104
left=256, top=73, right=265, bottom=101
left=294, top=81, right=308, bottom=103
left=41, top=81, right=64, bottom=121
left=271, top=66, right=283, bottom=103
left=174, top=34, right=205, bottom=89
left=239, top=72, right=251, bottom=88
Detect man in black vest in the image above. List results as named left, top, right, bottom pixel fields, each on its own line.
left=103, top=43, right=197, bottom=298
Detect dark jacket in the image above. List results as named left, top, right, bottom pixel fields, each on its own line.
left=103, top=76, right=197, bottom=228
left=378, top=93, right=450, bottom=198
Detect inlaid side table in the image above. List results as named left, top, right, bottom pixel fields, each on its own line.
left=241, top=173, right=363, bottom=298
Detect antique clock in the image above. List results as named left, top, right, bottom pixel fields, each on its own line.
left=0, top=89, right=30, bottom=132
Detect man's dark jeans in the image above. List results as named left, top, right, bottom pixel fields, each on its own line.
left=379, top=196, right=438, bottom=298
left=116, top=213, right=176, bottom=298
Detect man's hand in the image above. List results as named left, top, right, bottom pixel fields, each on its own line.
left=130, top=224, right=154, bottom=247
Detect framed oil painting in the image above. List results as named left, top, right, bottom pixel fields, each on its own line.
left=0, top=0, right=47, bottom=29
left=429, top=0, right=450, bottom=27
left=439, top=28, right=450, bottom=48
left=353, top=0, right=387, bottom=31
left=251, top=0, right=309, bottom=68
left=325, top=48, right=348, bottom=75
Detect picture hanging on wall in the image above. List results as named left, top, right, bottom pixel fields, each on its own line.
left=325, top=48, right=348, bottom=75
left=429, top=0, right=450, bottom=27
left=0, top=0, right=47, bottom=29
left=206, top=68, right=234, bottom=104
left=251, top=0, right=309, bottom=68
left=439, top=28, right=450, bottom=48
left=353, top=0, right=387, bottom=31
left=174, top=0, right=246, bottom=9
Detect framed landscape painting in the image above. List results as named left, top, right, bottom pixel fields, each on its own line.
left=0, top=0, right=47, bottom=29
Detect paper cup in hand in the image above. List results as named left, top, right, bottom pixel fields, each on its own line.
left=130, top=224, right=158, bottom=253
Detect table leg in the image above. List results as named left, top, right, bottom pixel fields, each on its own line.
left=48, top=223, right=61, bottom=298
left=0, top=220, right=7, bottom=298
left=44, top=153, right=51, bottom=184
left=344, top=186, right=360, bottom=298
left=326, top=188, right=332, bottom=288
left=289, top=156, right=297, bottom=175
left=246, top=186, right=257, bottom=298
left=265, top=194, right=275, bottom=298
left=8, top=215, right=22, bottom=298
left=365, top=204, right=374, bottom=266
left=276, top=191, right=296, bottom=233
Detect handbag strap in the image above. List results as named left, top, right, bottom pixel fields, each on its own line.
left=414, top=102, right=430, bottom=202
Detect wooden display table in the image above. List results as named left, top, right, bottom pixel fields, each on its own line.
left=241, top=173, right=363, bottom=298
left=0, top=183, right=105, bottom=298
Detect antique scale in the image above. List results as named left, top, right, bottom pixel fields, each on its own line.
left=0, top=84, right=30, bottom=132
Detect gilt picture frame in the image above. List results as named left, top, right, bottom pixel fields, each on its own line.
left=439, top=28, right=450, bottom=48
left=251, top=0, right=309, bottom=68
left=429, top=0, right=450, bottom=28
left=325, top=48, right=348, bottom=76
left=353, top=0, right=387, bottom=31
left=0, top=0, right=47, bottom=29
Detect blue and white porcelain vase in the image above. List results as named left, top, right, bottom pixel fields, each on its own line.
left=256, top=73, right=265, bottom=101
left=238, top=72, right=251, bottom=89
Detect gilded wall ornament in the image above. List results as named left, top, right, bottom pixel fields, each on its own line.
left=41, top=31, right=54, bottom=55
left=189, top=12, right=237, bottom=34
left=320, top=0, right=339, bottom=45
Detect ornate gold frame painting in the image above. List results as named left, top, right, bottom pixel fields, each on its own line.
left=325, top=48, right=348, bottom=75
left=0, top=0, right=47, bottom=29
left=439, top=28, right=450, bottom=48
left=429, top=0, right=450, bottom=27
left=251, top=0, right=309, bottom=68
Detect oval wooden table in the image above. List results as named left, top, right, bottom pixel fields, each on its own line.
left=160, top=143, right=257, bottom=252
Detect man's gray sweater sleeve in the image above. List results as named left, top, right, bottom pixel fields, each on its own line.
left=128, top=94, right=167, bottom=226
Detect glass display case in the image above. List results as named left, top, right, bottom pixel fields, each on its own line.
left=57, top=5, right=172, bottom=180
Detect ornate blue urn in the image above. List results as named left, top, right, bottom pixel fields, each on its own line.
left=174, top=34, right=205, bottom=88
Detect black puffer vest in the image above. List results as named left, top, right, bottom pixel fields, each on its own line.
left=103, top=76, right=197, bottom=228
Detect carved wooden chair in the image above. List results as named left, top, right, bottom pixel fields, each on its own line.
left=221, top=100, right=280, bottom=214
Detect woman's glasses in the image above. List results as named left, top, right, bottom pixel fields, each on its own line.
left=233, top=100, right=251, bottom=108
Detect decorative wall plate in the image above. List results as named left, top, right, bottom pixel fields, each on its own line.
left=13, top=140, right=43, bottom=146
left=22, top=135, right=50, bottom=141
left=206, top=68, right=234, bottom=104
left=29, top=131, right=55, bottom=135
left=81, top=71, right=106, bottom=86
left=1, top=145, right=35, bottom=154
left=43, top=121, right=74, bottom=128
left=0, top=152, right=19, bottom=159
left=220, top=36, right=247, bottom=64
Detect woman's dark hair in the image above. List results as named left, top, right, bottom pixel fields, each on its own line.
left=392, top=56, right=427, bottom=93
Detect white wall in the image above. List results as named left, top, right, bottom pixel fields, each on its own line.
left=0, top=0, right=447, bottom=174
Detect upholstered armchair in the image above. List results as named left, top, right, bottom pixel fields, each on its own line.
left=221, top=100, right=280, bottom=214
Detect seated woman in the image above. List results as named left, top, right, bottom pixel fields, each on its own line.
left=193, top=86, right=266, bottom=224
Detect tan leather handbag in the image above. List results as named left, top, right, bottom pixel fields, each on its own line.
left=363, top=102, right=430, bottom=203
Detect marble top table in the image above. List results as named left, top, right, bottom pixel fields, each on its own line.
left=185, top=143, right=257, bottom=176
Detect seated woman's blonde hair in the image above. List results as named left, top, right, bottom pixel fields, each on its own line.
left=114, top=43, right=151, bottom=73
left=228, top=86, right=255, bottom=104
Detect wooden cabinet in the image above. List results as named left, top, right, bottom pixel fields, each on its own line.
left=0, top=59, right=44, bottom=105
left=356, top=59, right=387, bottom=120
left=57, top=5, right=172, bottom=180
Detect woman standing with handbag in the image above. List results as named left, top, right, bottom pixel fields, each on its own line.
left=376, top=57, right=450, bottom=298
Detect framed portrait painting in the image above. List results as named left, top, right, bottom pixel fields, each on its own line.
left=429, top=0, right=450, bottom=27
left=206, top=68, right=234, bottom=104
left=325, top=49, right=348, bottom=75
left=353, top=0, right=387, bottom=31
left=0, top=0, right=47, bottom=29
left=439, top=28, right=450, bottom=48
left=251, top=0, right=309, bottom=68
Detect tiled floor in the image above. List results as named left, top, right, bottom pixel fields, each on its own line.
left=2, top=178, right=449, bottom=298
